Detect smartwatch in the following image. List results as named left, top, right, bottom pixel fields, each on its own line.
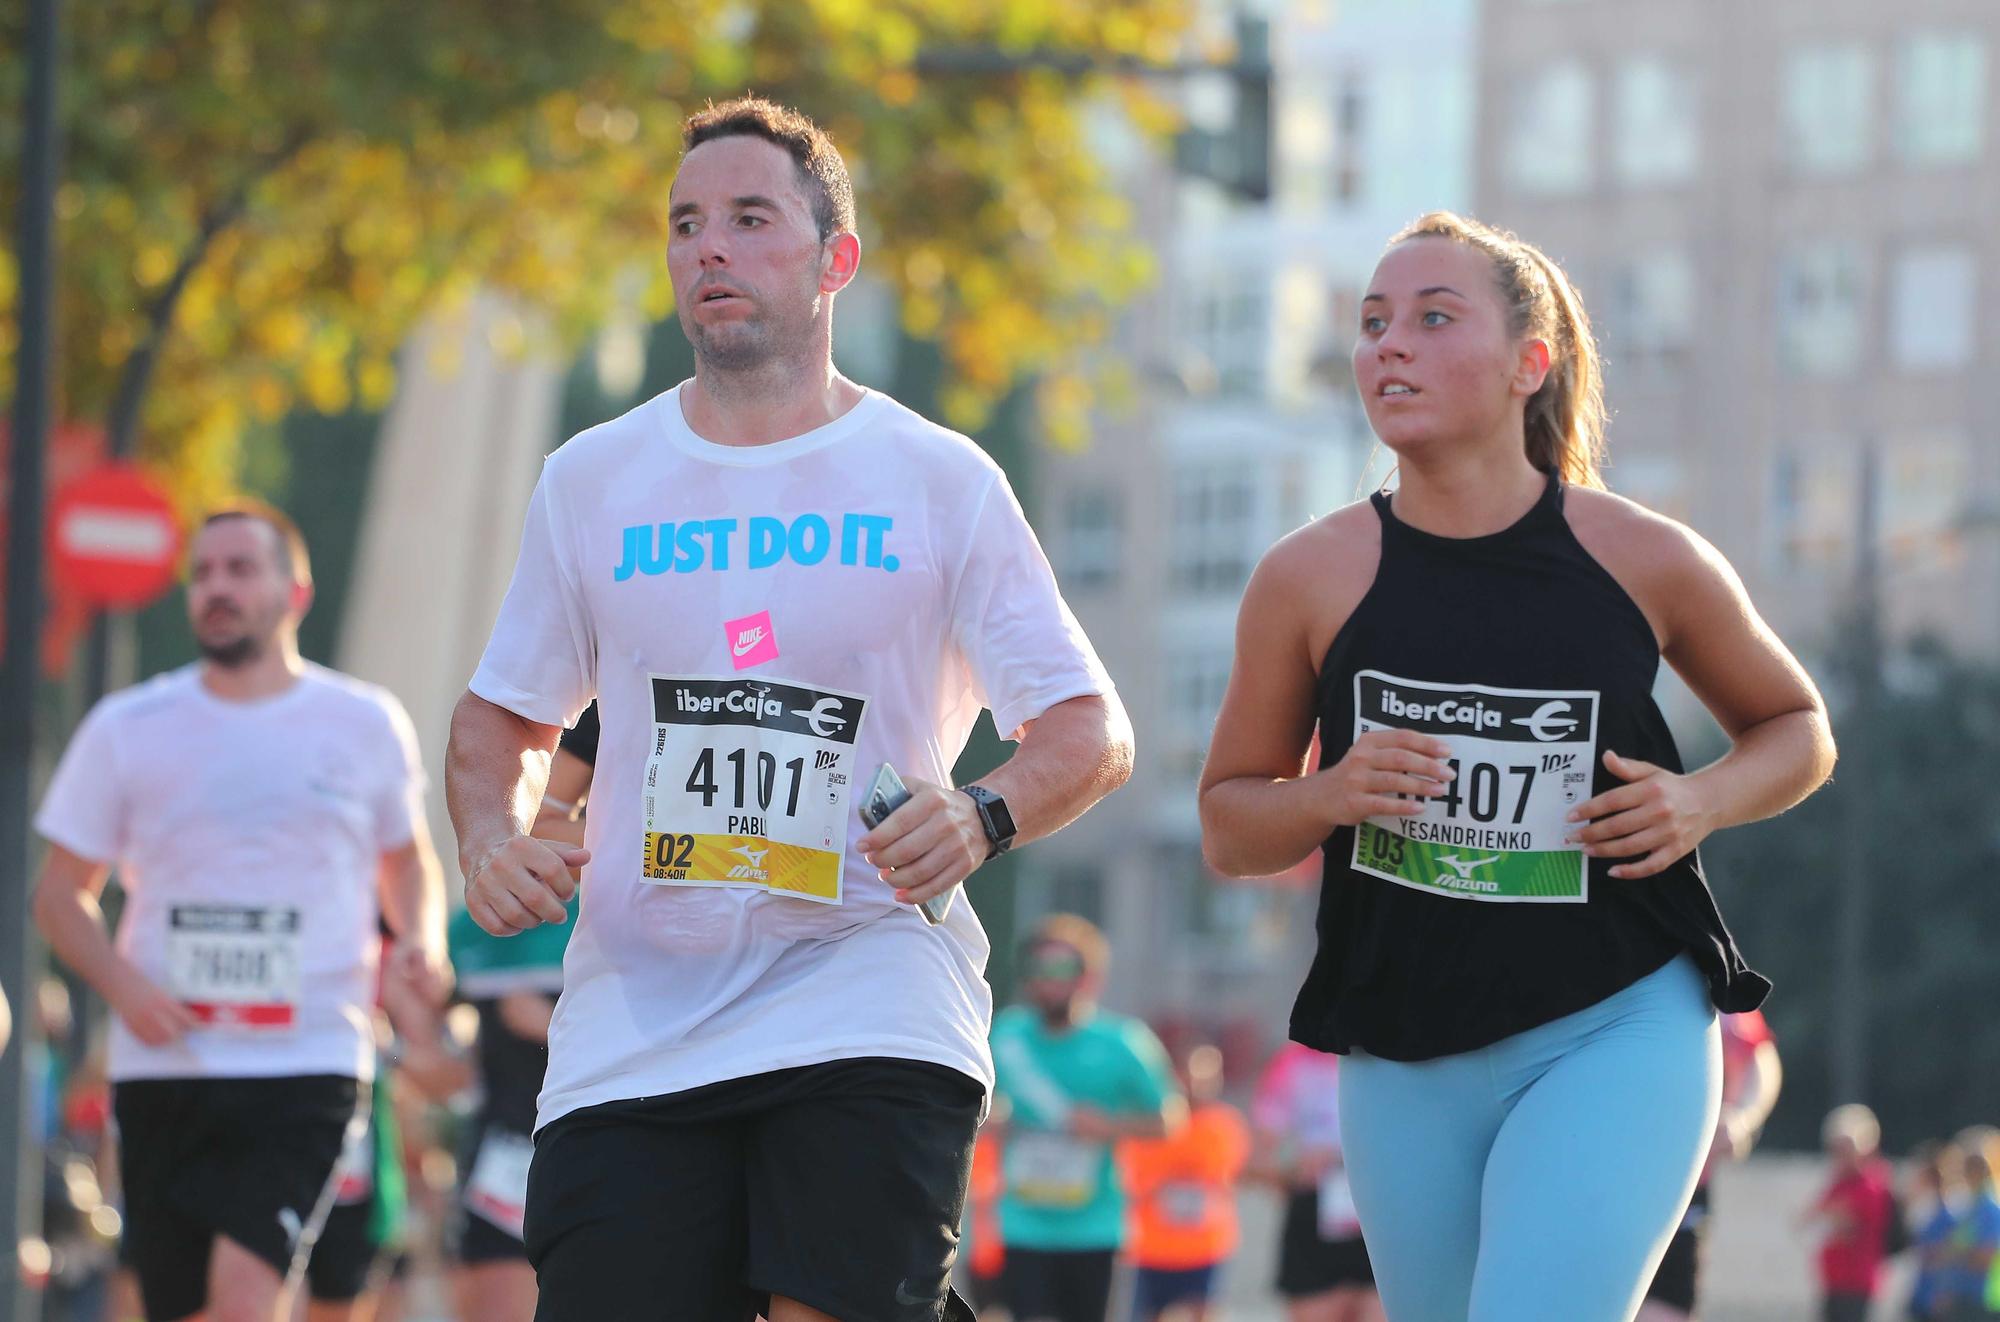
left=959, top=785, right=1017, bottom=860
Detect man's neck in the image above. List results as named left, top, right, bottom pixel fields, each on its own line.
left=200, top=641, right=305, bottom=703
left=1038, top=1002, right=1090, bottom=1033
left=681, top=350, right=864, bottom=448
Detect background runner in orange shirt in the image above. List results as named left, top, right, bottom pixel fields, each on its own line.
left=1120, top=1045, right=1250, bottom=1322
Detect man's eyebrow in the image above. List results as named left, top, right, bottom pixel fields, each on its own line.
left=670, top=194, right=784, bottom=221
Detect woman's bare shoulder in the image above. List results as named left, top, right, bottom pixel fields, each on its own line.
left=1250, top=497, right=1384, bottom=666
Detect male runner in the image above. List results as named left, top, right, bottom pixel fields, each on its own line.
left=33, top=504, right=447, bottom=1322
left=991, top=915, right=1184, bottom=1322
left=446, top=98, right=1131, bottom=1322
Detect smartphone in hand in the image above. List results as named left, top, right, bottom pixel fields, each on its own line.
left=859, top=763, right=956, bottom=926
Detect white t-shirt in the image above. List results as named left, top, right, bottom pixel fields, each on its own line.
left=35, top=664, right=425, bottom=1083
left=470, top=383, right=1113, bottom=1129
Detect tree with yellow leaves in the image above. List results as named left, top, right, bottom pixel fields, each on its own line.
left=0, top=0, right=1193, bottom=513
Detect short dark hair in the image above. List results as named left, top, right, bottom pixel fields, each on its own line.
left=682, top=97, right=855, bottom=242
left=1024, top=914, right=1110, bottom=978
left=200, top=502, right=312, bottom=586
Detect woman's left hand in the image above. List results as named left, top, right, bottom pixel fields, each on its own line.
left=1566, top=750, right=1716, bottom=879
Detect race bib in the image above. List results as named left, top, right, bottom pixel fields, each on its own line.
left=641, top=676, right=867, bottom=905
left=1318, top=1166, right=1362, bottom=1239
left=164, top=905, right=301, bottom=1029
left=1005, top=1132, right=1102, bottom=1209
left=464, top=1130, right=534, bottom=1240
left=1350, top=671, right=1599, bottom=903
left=1158, top=1180, right=1213, bottom=1227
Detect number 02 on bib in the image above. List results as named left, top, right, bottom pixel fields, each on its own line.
left=642, top=676, right=868, bottom=904
left=1350, top=670, right=1599, bottom=903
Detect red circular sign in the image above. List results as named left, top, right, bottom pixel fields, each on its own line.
left=47, top=464, right=183, bottom=609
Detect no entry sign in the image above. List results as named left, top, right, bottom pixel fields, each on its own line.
left=47, top=464, right=182, bottom=609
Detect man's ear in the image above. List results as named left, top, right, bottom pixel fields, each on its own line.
left=821, top=231, right=862, bottom=294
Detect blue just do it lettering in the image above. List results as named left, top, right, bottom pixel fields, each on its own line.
left=614, top=513, right=900, bottom=581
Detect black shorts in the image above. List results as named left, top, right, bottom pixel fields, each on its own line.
left=306, top=1197, right=382, bottom=1302
left=1001, top=1247, right=1117, bottom=1322
left=1277, top=1189, right=1374, bottom=1298
left=1645, top=1185, right=1708, bottom=1313
left=114, top=1074, right=362, bottom=1322
left=525, top=1057, right=983, bottom=1322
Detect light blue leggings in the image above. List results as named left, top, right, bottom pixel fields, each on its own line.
left=1339, top=955, right=1721, bottom=1322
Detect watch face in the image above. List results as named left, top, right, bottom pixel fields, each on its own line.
left=986, top=795, right=1017, bottom=842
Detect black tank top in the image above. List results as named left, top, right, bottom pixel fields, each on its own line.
left=1289, top=476, right=1769, bottom=1061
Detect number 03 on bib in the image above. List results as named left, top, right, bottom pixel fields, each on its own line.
left=1350, top=670, right=1599, bottom=903
left=643, top=675, right=868, bottom=904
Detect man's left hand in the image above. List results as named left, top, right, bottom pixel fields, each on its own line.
left=857, top=779, right=988, bottom=906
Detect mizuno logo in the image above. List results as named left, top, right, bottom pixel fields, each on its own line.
left=729, top=844, right=769, bottom=868
left=1436, top=853, right=1500, bottom=881
left=1510, top=701, right=1579, bottom=742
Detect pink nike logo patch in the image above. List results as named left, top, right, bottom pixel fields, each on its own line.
left=724, top=610, right=779, bottom=670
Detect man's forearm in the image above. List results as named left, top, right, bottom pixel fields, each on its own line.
left=446, top=691, right=562, bottom=875
left=34, top=886, right=139, bottom=1002
left=380, top=850, right=447, bottom=953
left=973, top=694, right=1134, bottom=847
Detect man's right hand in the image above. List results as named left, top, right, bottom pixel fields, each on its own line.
left=465, top=836, right=589, bottom=936
left=107, top=970, right=198, bottom=1047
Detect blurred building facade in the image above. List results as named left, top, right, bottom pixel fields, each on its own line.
left=1473, top=0, right=2000, bottom=669
left=1029, top=0, right=1478, bottom=1062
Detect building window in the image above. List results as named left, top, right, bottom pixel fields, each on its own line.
left=1058, top=487, right=1123, bottom=591
left=1890, top=247, right=1978, bottom=372
left=1183, top=283, right=1268, bottom=398
left=1770, top=444, right=1852, bottom=570
left=1603, top=251, right=1696, bottom=367
left=1162, top=646, right=1233, bottom=786
left=1781, top=44, right=1874, bottom=175
left=1614, top=57, right=1700, bottom=187
left=1778, top=243, right=1868, bottom=376
left=1334, top=80, right=1367, bottom=205
left=1897, top=33, right=1987, bottom=166
left=1170, top=466, right=1257, bottom=595
left=1507, top=62, right=1594, bottom=196
left=1885, top=435, right=1969, bottom=551
left=1164, top=647, right=1234, bottom=736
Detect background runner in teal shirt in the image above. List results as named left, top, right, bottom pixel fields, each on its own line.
left=992, top=914, right=1183, bottom=1279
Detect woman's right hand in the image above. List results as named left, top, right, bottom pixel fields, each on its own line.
left=1312, top=729, right=1456, bottom=828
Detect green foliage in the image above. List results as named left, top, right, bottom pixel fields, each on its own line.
left=0, top=0, right=1192, bottom=514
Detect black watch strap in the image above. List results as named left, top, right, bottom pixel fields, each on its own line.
left=959, top=785, right=1017, bottom=860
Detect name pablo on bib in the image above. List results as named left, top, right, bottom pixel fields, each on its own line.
left=1351, top=670, right=1600, bottom=903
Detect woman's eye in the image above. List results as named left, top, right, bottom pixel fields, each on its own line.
left=1361, top=316, right=1385, bottom=333
left=1423, top=310, right=1451, bottom=326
